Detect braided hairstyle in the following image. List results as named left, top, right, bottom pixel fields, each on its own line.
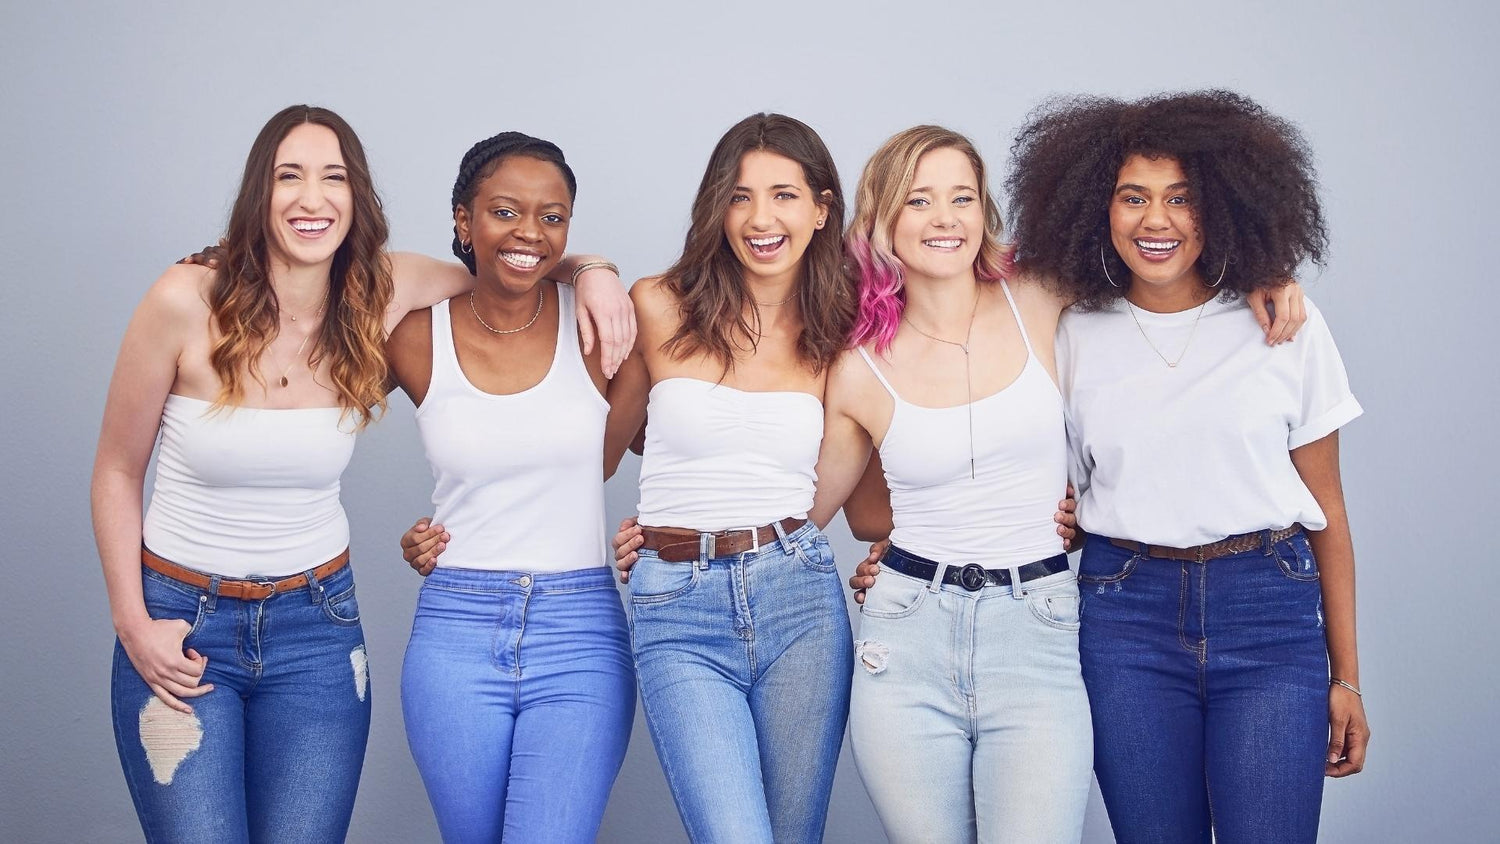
left=450, top=132, right=577, bottom=274
left=1006, top=90, right=1327, bottom=308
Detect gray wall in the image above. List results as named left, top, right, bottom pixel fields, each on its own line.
left=3, top=1, right=1495, bottom=841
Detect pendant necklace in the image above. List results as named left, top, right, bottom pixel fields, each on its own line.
left=1125, top=295, right=1209, bottom=369
left=277, top=302, right=325, bottom=388
left=903, top=288, right=982, bottom=479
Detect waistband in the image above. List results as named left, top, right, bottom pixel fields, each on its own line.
left=882, top=545, right=1071, bottom=592
left=1105, top=524, right=1303, bottom=562
left=425, top=565, right=616, bottom=592
left=639, top=517, right=807, bottom=563
left=141, top=547, right=350, bottom=600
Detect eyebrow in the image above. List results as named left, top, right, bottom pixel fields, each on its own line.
left=733, top=183, right=804, bottom=192
left=1115, top=181, right=1190, bottom=194
left=486, top=193, right=570, bottom=210
left=274, top=163, right=347, bottom=172
left=909, top=184, right=979, bottom=193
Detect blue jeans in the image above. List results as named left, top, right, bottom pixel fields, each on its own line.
left=628, top=521, right=853, bottom=844
left=401, top=566, right=635, bottom=844
left=849, top=551, right=1093, bottom=844
left=1078, top=531, right=1329, bottom=844
left=111, top=560, right=371, bottom=844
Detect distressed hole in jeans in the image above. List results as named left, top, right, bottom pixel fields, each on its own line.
left=855, top=640, right=889, bottom=674
left=351, top=645, right=369, bottom=702
left=139, top=698, right=203, bottom=785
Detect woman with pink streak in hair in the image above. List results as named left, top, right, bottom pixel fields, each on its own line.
left=806, top=125, right=1304, bottom=843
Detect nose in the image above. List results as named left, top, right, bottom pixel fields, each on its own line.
left=747, top=196, right=775, bottom=230
left=934, top=201, right=960, bottom=229
left=296, top=178, right=326, bottom=212
left=514, top=214, right=543, bottom=242
left=1142, top=199, right=1171, bottom=230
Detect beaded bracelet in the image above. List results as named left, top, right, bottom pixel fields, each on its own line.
left=570, top=260, right=620, bottom=285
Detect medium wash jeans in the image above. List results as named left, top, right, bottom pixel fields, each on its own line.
left=849, top=551, right=1093, bottom=844
left=401, top=566, right=635, bottom=844
left=628, top=521, right=852, bottom=844
left=1078, top=530, right=1329, bottom=844
left=111, top=559, right=371, bottom=844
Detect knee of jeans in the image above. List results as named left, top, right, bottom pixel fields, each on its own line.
left=855, top=639, right=889, bottom=675
left=138, top=698, right=205, bottom=785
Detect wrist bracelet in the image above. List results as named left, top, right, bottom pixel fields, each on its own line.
left=1330, top=678, right=1362, bottom=697
left=570, top=260, right=619, bottom=286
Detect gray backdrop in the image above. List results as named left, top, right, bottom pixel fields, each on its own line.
left=3, top=1, right=1495, bottom=841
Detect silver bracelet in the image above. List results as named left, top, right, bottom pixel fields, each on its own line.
left=570, top=260, right=619, bottom=286
left=1330, top=678, right=1362, bottom=697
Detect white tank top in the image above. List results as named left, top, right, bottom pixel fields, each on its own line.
left=415, top=288, right=609, bottom=572
left=860, top=281, right=1067, bottom=568
left=142, top=394, right=356, bottom=578
left=635, top=378, right=822, bottom=531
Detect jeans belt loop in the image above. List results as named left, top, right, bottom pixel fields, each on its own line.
left=305, top=566, right=324, bottom=605
left=771, top=520, right=792, bottom=555
left=1261, top=528, right=1275, bottom=555
left=1008, top=566, right=1026, bottom=599
left=205, top=575, right=221, bottom=612
left=697, top=532, right=712, bottom=570
left=926, top=560, right=946, bottom=593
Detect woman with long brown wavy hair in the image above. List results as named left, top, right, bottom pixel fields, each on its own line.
left=90, top=104, right=632, bottom=843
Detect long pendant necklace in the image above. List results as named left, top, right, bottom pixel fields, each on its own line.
left=277, top=303, right=325, bottom=388
left=470, top=287, right=544, bottom=335
left=903, top=289, right=982, bottom=479
left=1125, top=296, right=1209, bottom=369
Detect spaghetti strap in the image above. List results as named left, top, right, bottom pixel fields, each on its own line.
left=998, top=279, right=1036, bottom=358
left=855, top=346, right=903, bottom=403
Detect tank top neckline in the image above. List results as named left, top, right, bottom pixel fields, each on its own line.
left=164, top=393, right=344, bottom=413
left=649, top=375, right=823, bottom=406
left=857, top=279, right=1050, bottom=411
left=434, top=292, right=567, bottom=401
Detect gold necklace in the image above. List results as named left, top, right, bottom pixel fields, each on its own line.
left=752, top=289, right=797, bottom=307
left=470, top=287, right=545, bottom=335
left=276, top=304, right=324, bottom=388
left=1125, top=296, right=1210, bottom=369
left=903, top=289, right=981, bottom=479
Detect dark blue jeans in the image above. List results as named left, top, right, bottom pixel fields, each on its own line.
left=111, top=561, right=371, bottom=844
left=1078, top=531, right=1328, bottom=844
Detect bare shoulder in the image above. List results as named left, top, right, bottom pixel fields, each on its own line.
left=145, top=263, right=213, bottom=313
left=388, top=302, right=434, bottom=355
left=1006, top=270, right=1069, bottom=315
left=630, top=275, right=682, bottom=335
left=825, top=346, right=881, bottom=404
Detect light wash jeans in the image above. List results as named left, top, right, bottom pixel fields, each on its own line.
left=401, top=565, right=635, bottom=844
left=628, top=521, right=853, bottom=844
left=111, top=558, right=371, bottom=844
left=849, top=551, right=1093, bottom=844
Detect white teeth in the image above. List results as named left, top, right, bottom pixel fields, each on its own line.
left=502, top=252, right=541, bottom=268
left=291, top=220, right=331, bottom=232
left=749, top=236, right=786, bottom=247
left=924, top=239, right=961, bottom=248
left=1135, top=239, right=1179, bottom=251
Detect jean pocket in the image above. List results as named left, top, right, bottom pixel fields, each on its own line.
left=1274, top=533, right=1320, bottom=582
left=793, top=531, right=838, bottom=574
left=628, top=554, right=699, bottom=605
left=1026, top=577, right=1082, bottom=631
left=321, top=584, right=362, bottom=626
left=1077, top=547, right=1140, bottom=585
left=860, top=570, right=929, bottom=619
left=141, top=571, right=207, bottom=639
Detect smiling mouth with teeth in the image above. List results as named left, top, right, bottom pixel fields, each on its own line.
left=1135, top=239, right=1180, bottom=252
left=291, top=219, right=332, bottom=233
left=747, top=235, right=787, bottom=255
left=501, top=251, right=542, bottom=269
left=923, top=239, right=963, bottom=249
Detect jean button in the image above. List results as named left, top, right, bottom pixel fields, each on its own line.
left=517, top=575, right=532, bottom=588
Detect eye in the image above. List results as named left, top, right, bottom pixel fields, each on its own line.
left=493, top=208, right=517, bottom=219
left=542, top=213, right=567, bottom=224
left=953, top=195, right=975, bottom=205
left=1121, top=195, right=1146, bottom=205
left=906, top=197, right=930, bottom=207
left=276, top=171, right=300, bottom=182
left=325, top=173, right=347, bottom=183
left=1167, top=195, right=1190, bottom=206
left=775, top=191, right=799, bottom=201
left=730, top=194, right=749, bottom=204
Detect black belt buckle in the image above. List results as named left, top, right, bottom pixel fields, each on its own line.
left=957, top=563, right=988, bottom=591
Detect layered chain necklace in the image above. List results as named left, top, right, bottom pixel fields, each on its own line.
left=470, top=287, right=544, bottom=335
left=1125, top=295, right=1210, bottom=369
left=277, top=302, right=325, bottom=388
left=902, top=288, right=982, bottom=479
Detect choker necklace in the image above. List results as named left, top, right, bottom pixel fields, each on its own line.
left=277, top=303, right=325, bottom=388
left=903, top=289, right=981, bottom=479
left=470, top=287, right=544, bottom=335
left=752, top=288, right=797, bottom=307
left=1125, top=296, right=1210, bottom=369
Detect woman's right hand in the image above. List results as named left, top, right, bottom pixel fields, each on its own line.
left=117, top=617, right=212, bottom=714
left=613, top=517, right=644, bottom=583
left=848, top=539, right=890, bottom=605
left=176, top=239, right=226, bottom=268
left=400, top=517, right=448, bottom=576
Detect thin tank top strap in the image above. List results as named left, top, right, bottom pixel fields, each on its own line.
left=855, top=346, right=902, bottom=403
left=998, top=279, right=1036, bottom=358
left=552, top=284, right=594, bottom=389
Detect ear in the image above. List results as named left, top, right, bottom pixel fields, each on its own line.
left=815, top=189, right=835, bottom=229
left=453, top=205, right=472, bottom=244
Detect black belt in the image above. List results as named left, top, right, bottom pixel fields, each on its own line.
left=882, top=545, right=1070, bottom=592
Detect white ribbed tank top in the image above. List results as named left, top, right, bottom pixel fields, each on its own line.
left=142, top=394, right=356, bottom=577
left=860, top=280, right=1067, bottom=567
left=415, top=287, right=609, bottom=572
left=635, top=379, right=822, bottom=531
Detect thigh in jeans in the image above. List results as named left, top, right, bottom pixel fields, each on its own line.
left=112, top=571, right=251, bottom=844
left=850, top=570, right=976, bottom=844
left=630, top=554, right=773, bottom=843
left=243, top=565, right=372, bottom=844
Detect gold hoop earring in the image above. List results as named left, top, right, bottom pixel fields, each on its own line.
left=1206, top=255, right=1228, bottom=288
left=1100, top=243, right=1122, bottom=289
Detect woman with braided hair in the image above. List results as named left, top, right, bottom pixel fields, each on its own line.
left=386, top=131, right=639, bottom=843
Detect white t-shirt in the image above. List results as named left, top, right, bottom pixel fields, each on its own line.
left=1056, top=294, right=1361, bottom=548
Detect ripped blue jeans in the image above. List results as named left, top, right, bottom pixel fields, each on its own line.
left=111, top=560, right=371, bottom=844
left=1079, top=530, right=1329, bottom=844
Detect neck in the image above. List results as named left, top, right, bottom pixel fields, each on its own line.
left=903, top=268, right=979, bottom=331
left=1125, top=275, right=1214, bottom=313
left=268, top=261, right=332, bottom=312
left=473, top=279, right=544, bottom=318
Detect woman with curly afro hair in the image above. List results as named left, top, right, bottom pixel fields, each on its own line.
left=1015, top=90, right=1370, bottom=842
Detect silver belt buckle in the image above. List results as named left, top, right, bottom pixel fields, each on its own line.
left=743, top=527, right=761, bottom=554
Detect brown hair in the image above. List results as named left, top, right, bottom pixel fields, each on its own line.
left=662, top=113, right=854, bottom=374
left=209, top=104, right=392, bottom=427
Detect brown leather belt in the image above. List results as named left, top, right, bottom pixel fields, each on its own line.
left=142, top=547, right=351, bottom=600
left=639, top=518, right=807, bottom=563
left=1108, top=525, right=1303, bottom=562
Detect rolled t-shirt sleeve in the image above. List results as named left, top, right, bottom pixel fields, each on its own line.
left=1288, top=302, right=1363, bottom=449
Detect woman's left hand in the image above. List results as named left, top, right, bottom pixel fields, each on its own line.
left=1246, top=281, right=1307, bottom=345
left=575, top=266, right=636, bottom=379
left=1055, top=485, right=1079, bottom=551
left=1326, top=683, right=1371, bottom=777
